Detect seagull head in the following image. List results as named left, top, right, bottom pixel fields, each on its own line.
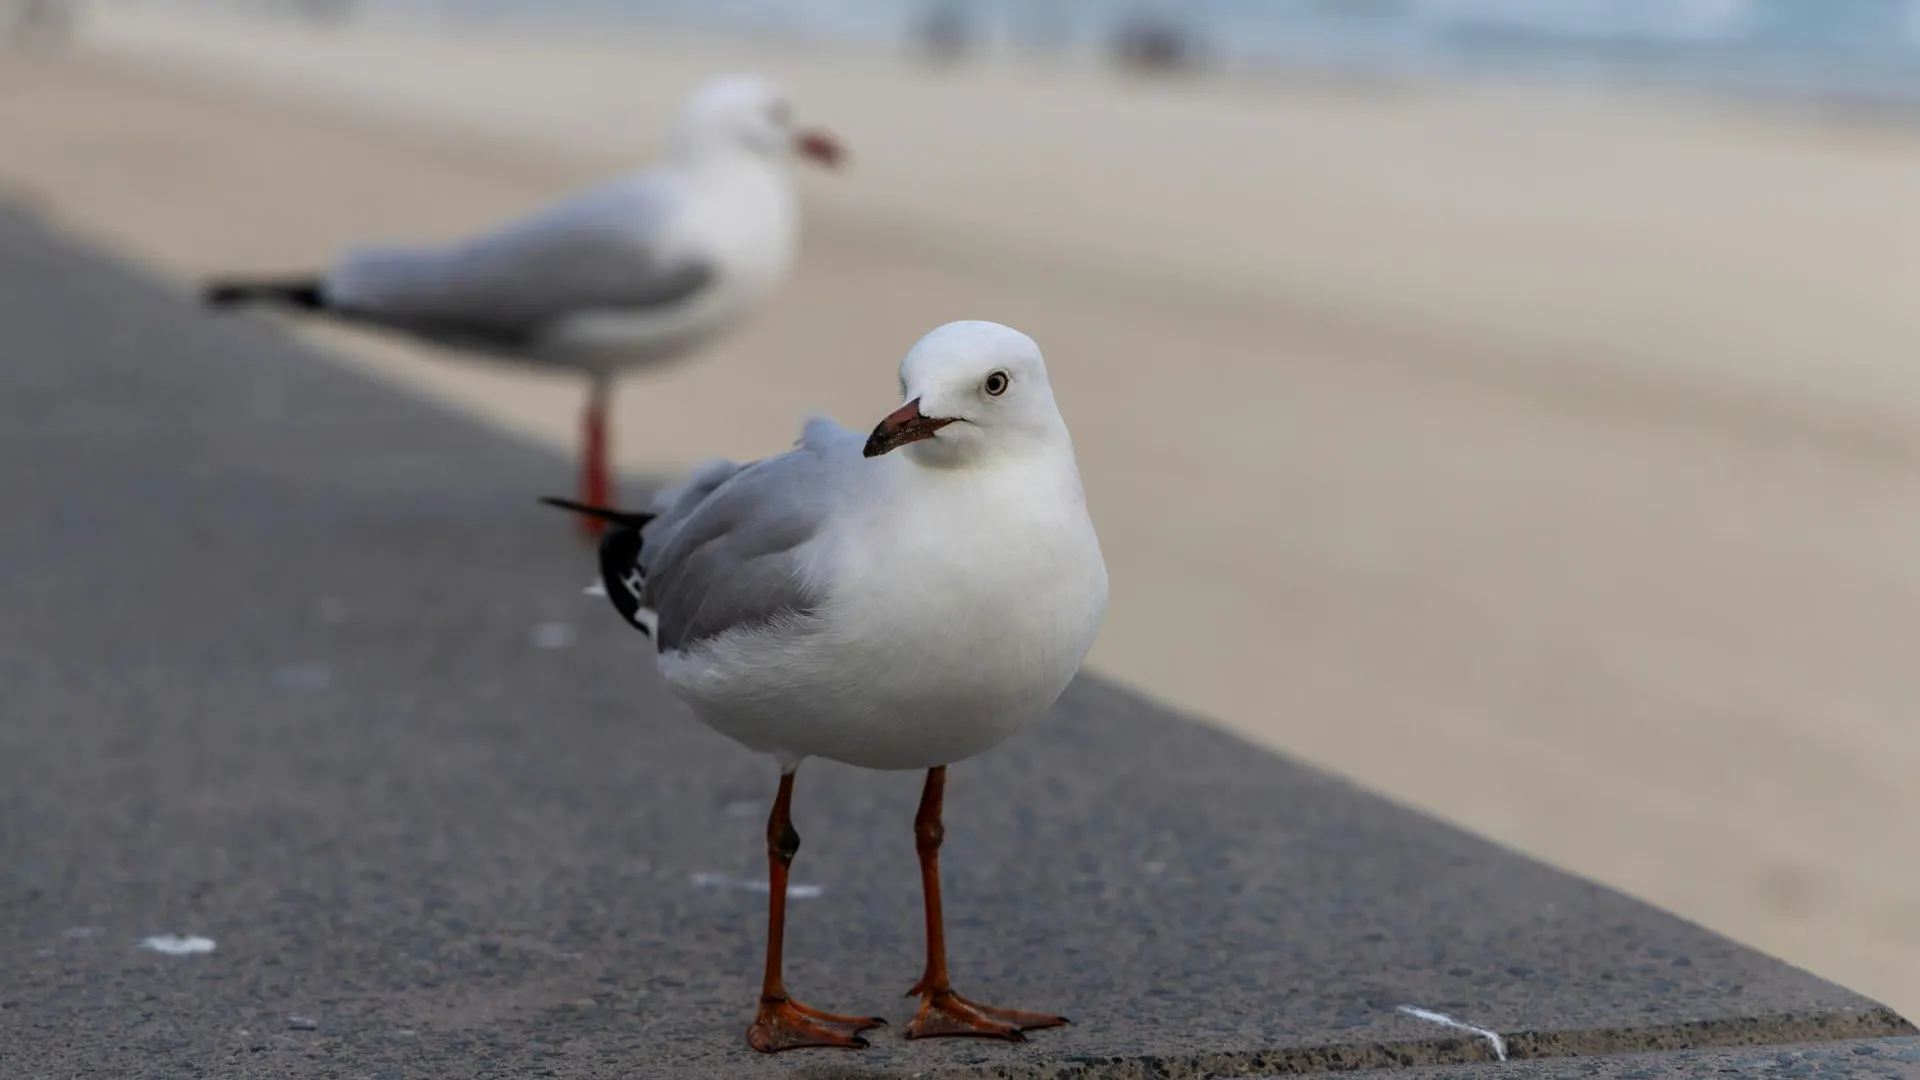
left=673, top=74, right=845, bottom=170
left=863, top=321, right=1070, bottom=467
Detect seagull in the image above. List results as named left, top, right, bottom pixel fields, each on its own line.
left=202, top=73, right=844, bottom=537
left=543, top=321, right=1108, bottom=1052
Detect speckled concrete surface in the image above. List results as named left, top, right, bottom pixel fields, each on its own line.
left=1350, top=1038, right=1920, bottom=1080
left=0, top=205, right=1909, bottom=1078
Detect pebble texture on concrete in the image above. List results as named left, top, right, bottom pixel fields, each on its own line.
left=0, top=207, right=1909, bottom=1078
left=1349, top=1038, right=1920, bottom=1080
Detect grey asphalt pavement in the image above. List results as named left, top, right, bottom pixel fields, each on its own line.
left=1368, top=1039, right=1920, bottom=1080
left=0, top=205, right=1911, bottom=1078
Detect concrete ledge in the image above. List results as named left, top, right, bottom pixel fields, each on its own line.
left=1357, top=1038, right=1920, bottom=1080
left=0, top=206, right=1909, bottom=1079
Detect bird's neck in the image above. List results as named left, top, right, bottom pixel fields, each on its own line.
left=904, top=429, right=1076, bottom=474
left=677, top=144, right=784, bottom=183
left=901, top=442, right=1088, bottom=513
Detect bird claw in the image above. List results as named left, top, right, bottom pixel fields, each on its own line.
left=746, top=998, right=885, bottom=1053
left=905, top=988, right=1068, bottom=1042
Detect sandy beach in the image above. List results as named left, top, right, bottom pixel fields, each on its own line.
left=7, top=2, right=1920, bottom=1016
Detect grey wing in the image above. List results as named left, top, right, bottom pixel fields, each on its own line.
left=325, top=174, right=714, bottom=347
left=638, top=451, right=835, bottom=654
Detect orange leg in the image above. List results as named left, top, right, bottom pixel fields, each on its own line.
left=746, top=772, right=886, bottom=1053
left=905, top=766, right=1069, bottom=1041
left=576, top=379, right=611, bottom=540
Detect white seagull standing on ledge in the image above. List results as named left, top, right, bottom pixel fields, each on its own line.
left=545, top=321, right=1108, bottom=1052
left=203, top=74, right=844, bottom=537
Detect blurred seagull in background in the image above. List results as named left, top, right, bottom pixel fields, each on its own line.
left=204, top=73, right=844, bottom=536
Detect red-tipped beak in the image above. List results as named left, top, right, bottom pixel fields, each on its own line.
left=863, top=398, right=952, bottom=458
left=795, top=128, right=846, bottom=170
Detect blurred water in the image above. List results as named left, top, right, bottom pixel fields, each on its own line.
left=348, top=0, right=1920, bottom=106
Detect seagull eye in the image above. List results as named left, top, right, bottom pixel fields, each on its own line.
left=984, top=371, right=1010, bottom=397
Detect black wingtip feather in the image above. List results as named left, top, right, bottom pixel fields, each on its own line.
left=537, top=496, right=656, bottom=532
left=540, top=497, right=657, bottom=637
left=203, top=276, right=327, bottom=310
left=596, top=526, right=651, bottom=637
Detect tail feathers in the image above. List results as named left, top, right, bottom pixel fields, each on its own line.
left=540, top=497, right=658, bottom=638
left=537, top=496, right=656, bottom=532
left=203, top=276, right=327, bottom=310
